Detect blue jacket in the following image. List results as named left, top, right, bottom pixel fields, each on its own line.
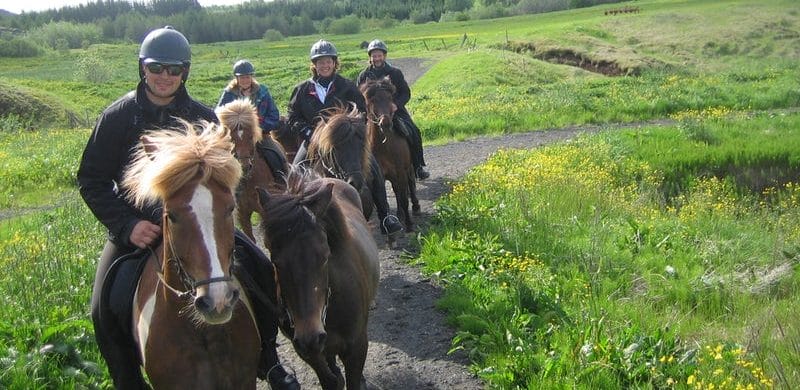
left=217, top=83, right=280, bottom=132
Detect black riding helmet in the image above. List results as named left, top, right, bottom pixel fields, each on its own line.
left=138, top=26, right=191, bottom=82
left=310, top=39, right=338, bottom=61
left=367, top=39, right=388, bottom=55
left=233, top=60, right=255, bottom=76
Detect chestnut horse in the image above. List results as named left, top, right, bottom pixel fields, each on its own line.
left=360, top=77, right=420, bottom=231
left=306, top=105, right=374, bottom=220
left=257, top=168, right=379, bottom=390
left=120, top=120, right=260, bottom=388
left=216, top=99, right=281, bottom=247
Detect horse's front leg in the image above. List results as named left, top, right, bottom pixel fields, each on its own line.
left=408, top=171, right=420, bottom=215
left=341, top=335, right=369, bottom=390
left=303, top=353, right=342, bottom=390
left=236, top=203, right=255, bottom=242
left=390, top=178, right=413, bottom=232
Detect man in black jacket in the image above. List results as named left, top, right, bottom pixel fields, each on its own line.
left=77, top=26, right=299, bottom=390
left=356, top=39, right=430, bottom=180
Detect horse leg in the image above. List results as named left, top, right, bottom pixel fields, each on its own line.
left=409, top=173, right=420, bottom=215
left=341, top=334, right=369, bottom=390
left=237, top=206, right=255, bottom=242
left=390, top=178, right=413, bottom=232
left=304, top=353, right=342, bottom=390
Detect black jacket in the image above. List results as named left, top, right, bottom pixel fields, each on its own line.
left=287, top=74, right=366, bottom=136
left=356, top=62, right=411, bottom=115
left=77, top=81, right=216, bottom=248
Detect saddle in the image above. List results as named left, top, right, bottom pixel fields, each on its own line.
left=99, top=248, right=150, bottom=341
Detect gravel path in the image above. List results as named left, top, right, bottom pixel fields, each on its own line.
left=259, top=127, right=597, bottom=390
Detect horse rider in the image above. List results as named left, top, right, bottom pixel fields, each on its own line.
left=356, top=39, right=430, bottom=180
left=217, top=59, right=288, bottom=183
left=287, top=39, right=404, bottom=236
left=76, top=26, right=299, bottom=390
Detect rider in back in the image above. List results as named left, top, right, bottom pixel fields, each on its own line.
left=217, top=59, right=288, bottom=183
left=287, top=39, right=404, bottom=236
left=77, top=26, right=298, bottom=390
left=356, top=39, right=430, bottom=180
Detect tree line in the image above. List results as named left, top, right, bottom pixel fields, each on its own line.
left=0, top=0, right=626, bottom=57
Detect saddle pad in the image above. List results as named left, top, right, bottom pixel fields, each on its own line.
left=100, top=249, right=149, bottom=338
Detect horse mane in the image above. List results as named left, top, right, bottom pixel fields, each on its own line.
left=122, top=119, right=242, bottom=208
left=307, top=104, right=371, bottom=174
left=216, top=99, right=262, bottom=144
left=261, top=168, right=344, bottom=245
left=360, top=76, right=396, bottom=102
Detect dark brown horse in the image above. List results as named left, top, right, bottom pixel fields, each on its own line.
left=361, top=77, right=420, bottom=231
left=216, top=99, right=281, bottom=247
left=257, top=169, right=379, bottom=390
left=270, top=116, right=300, bottom=164
left=121, top=120, right=260, bottom=388
left=306, top=105, right=374, bottom=220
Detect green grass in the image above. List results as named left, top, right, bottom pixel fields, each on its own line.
left=1, top=0, right=800, bottom=387
left=422, top=111, right=800, bottom=388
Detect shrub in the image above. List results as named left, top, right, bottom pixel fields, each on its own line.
left=75, top=54, right=111, bottom=83
left=327, top=15, right=361, bottom=35
left=262, top=29, right=284, bottom=42
left=0, top=37, right=44, bottom=58
left=27, top=21, right=102, bottom=50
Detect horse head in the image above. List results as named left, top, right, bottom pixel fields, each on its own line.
left=123, top=120, right=243, bottom=325
left=361, top=76, right=397, bottom=131
left=307, top=104, right=371, bottom=191
left=216, top=99, right=262, bottom=176
left=257, top=170, right=335, bottom=357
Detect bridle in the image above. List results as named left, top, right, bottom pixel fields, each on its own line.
left=151, top=217, right=233, bottom=300
left=316, top=149, right=362, bottom=182
left=231, top=123, right=256, bottom=181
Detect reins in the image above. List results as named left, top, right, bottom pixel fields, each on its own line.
left=150, top=219, right=234, bottom=301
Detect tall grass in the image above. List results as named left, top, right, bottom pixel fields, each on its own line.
left=0, top=197, right=107, bottom=389
left=422, top=112, right=800, bottom=388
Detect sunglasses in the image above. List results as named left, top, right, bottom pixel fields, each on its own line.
left=145, top=62, right=185, bottom=76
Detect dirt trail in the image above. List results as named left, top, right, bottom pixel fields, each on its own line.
left=257, top=58, right=644, bottom=390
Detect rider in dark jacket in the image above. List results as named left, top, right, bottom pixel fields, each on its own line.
left=356, top=39, right=429, bottom=180
left=288, top=39, right=404, bottom=235
left=77, top=26, right=299, bottom=390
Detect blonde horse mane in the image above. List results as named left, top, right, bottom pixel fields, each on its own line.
left=216, top=99, right=262, bottom=145
left=122, top=119, right=242, bottom=208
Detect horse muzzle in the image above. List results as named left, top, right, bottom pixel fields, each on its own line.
left=193, top=281, right=240, bottom=324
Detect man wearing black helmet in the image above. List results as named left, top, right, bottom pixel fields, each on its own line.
left=77, top=26, right=299, bottom=390
left=288, top=39, right=404, bottom=236
left=218, top=59, right=287, bottom=182
left=356, top=39, right=430, bottom=180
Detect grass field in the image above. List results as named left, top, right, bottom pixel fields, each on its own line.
left=1, top=0, right=799, bottom=388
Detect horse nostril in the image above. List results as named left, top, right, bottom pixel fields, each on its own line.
left=229, top=287, right=240, bottom=302
left=194, top=295, right=212, bottom=313
left=317, top=332, right=327, bottom=348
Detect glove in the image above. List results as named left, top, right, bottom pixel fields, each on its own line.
left=300, top=126, right=313, bottom=142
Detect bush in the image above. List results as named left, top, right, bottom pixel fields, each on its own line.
left=28, top=21, right=102, bottom=50
left=513, top=0, right=570, bottom=15
left=263, top=29, right=284, bottom=42
left=75, top=54, right=111, bottom=83
left=327, top=15, right=361, bottom=35
left=411, top=6, right=437, bottom=24
left=0, top=37, right=44, bottom=58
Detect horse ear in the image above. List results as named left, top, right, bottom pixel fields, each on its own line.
left=256, top=187, right=271, bottom=210
left=303, top=182, right=334, bottom=217
left=141, top=136, right=159, bottom=159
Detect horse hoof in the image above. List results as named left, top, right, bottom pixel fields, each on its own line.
left=412, top=205, right=421, bottom=215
